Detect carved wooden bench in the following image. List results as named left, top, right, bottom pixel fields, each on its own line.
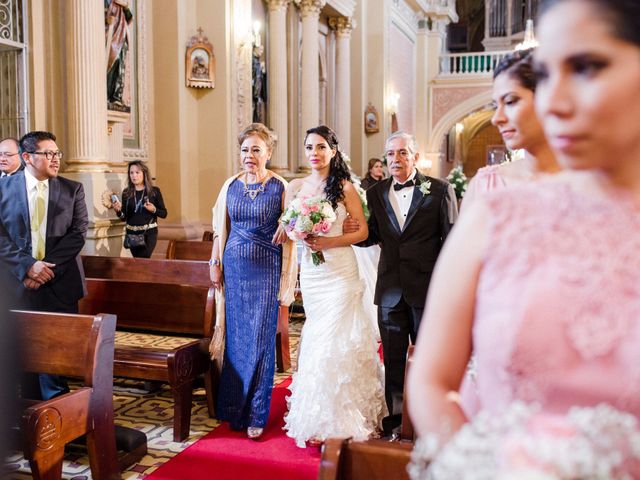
left=78, top=277, right=215, bottom=442
left=163, top=241, right=293, bottom=373
left=165, top=239, right=212, bottom=262
left=319, top=438, right=413, bottom=480
left=13, top=310, right=121, bottom=480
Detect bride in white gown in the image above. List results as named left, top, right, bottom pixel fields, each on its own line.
left=283, top=126, right=386, bottom=448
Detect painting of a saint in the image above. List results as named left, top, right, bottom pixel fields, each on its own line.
left=191, top=50, right=209, bottom=79
left=105, top=0, right=133, bottom=112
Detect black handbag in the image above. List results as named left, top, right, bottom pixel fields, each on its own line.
left=124, top=233, right=146, bottom=249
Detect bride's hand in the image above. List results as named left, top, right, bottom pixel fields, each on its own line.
left=272, top=225, right=288, bottom=245
left=303, top=235, right=332, bottom=251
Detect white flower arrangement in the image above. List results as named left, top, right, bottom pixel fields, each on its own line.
left=419, top=181, right=432, bottom=197
left=354, top=184, right=370, bottom=220
left=446, top=165, right=468, bottom=200
left=408, top=402, right=640, bottom=480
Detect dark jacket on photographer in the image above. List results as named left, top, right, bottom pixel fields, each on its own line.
left=117, top=186, right=167, bottom=257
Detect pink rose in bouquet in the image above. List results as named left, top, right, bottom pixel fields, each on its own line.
left=280, top=196, right=337, bottom=265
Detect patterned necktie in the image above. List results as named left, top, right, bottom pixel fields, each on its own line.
left=32, top=181, right=46, bottom=260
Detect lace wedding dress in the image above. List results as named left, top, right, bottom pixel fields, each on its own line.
left=284, top=202, right=387, bottom=448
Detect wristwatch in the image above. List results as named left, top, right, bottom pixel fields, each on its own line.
left=209, top=258, right=221, bottom=267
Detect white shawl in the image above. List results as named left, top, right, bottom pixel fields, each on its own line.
left=209, top=171, right=298, bottom=365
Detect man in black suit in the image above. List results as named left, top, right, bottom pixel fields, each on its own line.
left=0, top=137, right=24, bottom=178
left=0, top=131, right=88, bottom=399
left=358, top=131, right=457, bottom=435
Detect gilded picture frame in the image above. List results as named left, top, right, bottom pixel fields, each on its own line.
left=186, top=28, right=215, bottom=89
left=364, top=103, right=380, bottom=134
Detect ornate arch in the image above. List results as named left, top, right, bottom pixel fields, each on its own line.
left=427, top=90, right=493, bottom=153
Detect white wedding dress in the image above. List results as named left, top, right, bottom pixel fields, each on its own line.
left=284, top=203, right=387, bottom=448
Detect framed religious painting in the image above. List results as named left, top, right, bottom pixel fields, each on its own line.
left=185, top=28, right=215, bottom=89
left=364, top=103, right=379, bottom=134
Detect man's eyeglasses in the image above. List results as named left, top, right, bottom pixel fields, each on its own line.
left=30, top=151, right=64, bottom=161
left=0, top=152, right=19, bottom=159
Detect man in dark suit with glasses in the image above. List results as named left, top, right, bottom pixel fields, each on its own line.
left=0, top=130, right=88, bottom=399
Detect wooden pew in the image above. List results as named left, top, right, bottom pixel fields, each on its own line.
left=13, top=310, right=120, bottom=480
left=319, top=438, right=413, bottom=480
left=400, top=344, right=415, bottom=442
left=161, top=244, right=293, bottom=373
left=165, top=239, right=212, bottom=261
left=202, top=231, right=214, bottom=242
left=83, top=255, right=209, bottom=287
left=78, top=278, right=215, bottom=442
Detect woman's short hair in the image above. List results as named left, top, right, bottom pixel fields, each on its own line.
left=238, top=123, right=277, bottom=151
left=493, top=48, right=537, bottom=91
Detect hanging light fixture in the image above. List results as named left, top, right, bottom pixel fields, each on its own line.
left=515, top=19, right=538, bottom=51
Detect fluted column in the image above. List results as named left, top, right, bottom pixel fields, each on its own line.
left=266, top=0, right=290, bottom=173
left=64, top=0, right=108, bottom=170
left=299, top=0, right=326, bottom=134
left=329, top=17, right=353, bottom=154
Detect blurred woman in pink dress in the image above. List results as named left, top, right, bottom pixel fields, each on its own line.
left=462, top=49, right=560, bottom=209
left=408, top=0, right=640, bottom=476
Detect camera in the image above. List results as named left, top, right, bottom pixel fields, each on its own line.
left=111, top=194, right=119, bottom=204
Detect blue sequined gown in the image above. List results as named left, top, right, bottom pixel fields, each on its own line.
left=217, top=177, right=283, bottom=430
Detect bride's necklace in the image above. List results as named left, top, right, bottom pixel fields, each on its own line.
left=243, top=172, right=269, bottom=200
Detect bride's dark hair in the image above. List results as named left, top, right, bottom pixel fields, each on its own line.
left=304, top=125, right=352, bottom=209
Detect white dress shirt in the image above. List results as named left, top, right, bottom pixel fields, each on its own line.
left=389, top=169, right=417, bottom=230
left=24, top=168, right=49, bottom=259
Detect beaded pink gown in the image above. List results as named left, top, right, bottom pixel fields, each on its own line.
left=461, top=181, right=640, bottom=419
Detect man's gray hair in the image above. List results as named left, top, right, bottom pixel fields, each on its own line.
left=385, top=131, right=418, bottom=155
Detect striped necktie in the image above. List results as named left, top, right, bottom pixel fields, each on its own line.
left=31, top=181, right=46, bottom=260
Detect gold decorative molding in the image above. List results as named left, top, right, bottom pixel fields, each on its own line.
left=298, top=0, right=326, bottom=17
left=329, top=16, right=354, bottom=37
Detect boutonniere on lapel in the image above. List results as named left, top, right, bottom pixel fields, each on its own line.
left=418, top=180, right=432, bottom=197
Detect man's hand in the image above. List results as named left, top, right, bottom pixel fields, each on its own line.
left=23, top=278, right=41, bottom=290
left=27, top=261, right=56, bottom=285
left=342, top=215, right=360, bottom=234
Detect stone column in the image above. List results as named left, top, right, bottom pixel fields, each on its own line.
left=64, top=0, right=108, bottom=171
left=266, top=0, right=290, bottom=173
left=329, top=16, right=353, bottom=154
left=299, top=0, right=326, bottom=135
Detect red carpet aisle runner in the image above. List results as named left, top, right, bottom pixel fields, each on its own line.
left=146, top=378, right=321, bottom=480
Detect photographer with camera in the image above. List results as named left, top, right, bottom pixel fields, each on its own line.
left=111, top=160, right=167, bottom=258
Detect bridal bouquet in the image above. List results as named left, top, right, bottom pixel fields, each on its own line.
left=409, top=402, right=640, bottom=480
left=280, top=196, right=337, bottom=266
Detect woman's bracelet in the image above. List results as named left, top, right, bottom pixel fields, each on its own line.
left=209, top=258, right=221, bottom=267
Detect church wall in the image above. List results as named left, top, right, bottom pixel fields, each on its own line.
left=389, top=20, right=416, bottom=135
left=151, top=0, right=234, bottom=236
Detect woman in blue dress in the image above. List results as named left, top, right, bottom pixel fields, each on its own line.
left=209, top=123, right=297, bottom=439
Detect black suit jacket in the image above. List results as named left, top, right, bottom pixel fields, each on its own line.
left=361, top=171, right=454, bottom=308
left=0, top=171, right=88, bottom=308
